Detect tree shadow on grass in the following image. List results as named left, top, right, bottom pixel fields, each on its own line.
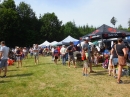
left=7, top=73, right=33, bottom=78
left=37, top=63, right=53, bottom=66
left=123, top=80, right=130, bottom=84
left=24, top=65, right=37, bottom=67
left=0, top=80, right=11, bottom=83
left=90, top=70, right=108, bottom=76
left=8, top=69, right=19, bottom=72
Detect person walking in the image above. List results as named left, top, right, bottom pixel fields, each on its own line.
left=0, top=41, right=9, bottom=78
left=67, top=42, right=76, bottom=68
left=60, top=45, right=67, bottom=65
left=15, top=47, right=22, bottom=68
left=111, top=40, right=118, bottom=78
left=33, top=44, right=39, bottom=65
left=114, top=38, right=127, bottom=84
left=53, top=46, right=59, bottom=64
left=82, top=38, right=96, bottom=73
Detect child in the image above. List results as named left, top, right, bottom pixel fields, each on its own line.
left=93, top=53, right=98, bottom=66
left=82, top=47, right=89, bottom=76
left=108, top=54, right=113, bottom=76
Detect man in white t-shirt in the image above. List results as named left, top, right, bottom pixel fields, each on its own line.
left=0, top=41, right=9, bottom=78
left=33, top=44, right=39, bottom=64
left=51, top=46, right=54, bottom=60
left=60, top=45, right=67, bottom=65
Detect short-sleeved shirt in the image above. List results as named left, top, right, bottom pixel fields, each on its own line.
left=116, top=44, right=126, bottom=56
left=16, top=50, right=21, bottom=57
left=54, top=49, right=58, bottom=56
left=0, top=46, right=9, bottom=59
left=82, top=43, right=91, bottom=56
left=67, top=46, right=75, bottom=55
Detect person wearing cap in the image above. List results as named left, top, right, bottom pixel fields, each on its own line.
left=60, top=45, right=67, bottom=65
left=82, top=37, right=96, bottom=73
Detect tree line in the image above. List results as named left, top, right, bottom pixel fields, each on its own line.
left=0, top=0, right=130, bottom=47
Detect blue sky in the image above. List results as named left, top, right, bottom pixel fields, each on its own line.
left=13, top=0, right=130, bottom=28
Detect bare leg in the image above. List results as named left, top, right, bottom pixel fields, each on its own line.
left=20, top=60, right=22, bottom=67
left=68, top=61, right=71, bottom=67
left=73, top=60, right=76, bottom=68
left=85, top=68, right=87, bottom=75
left=4, top=66, right=7, bottom=76
left=83, top=68, right=85, bottom=74
left=35, top=57, right=37, bottom=64
left=117, top=65, right=123, bottom=82
left=89, top=63, right=92, bottom=71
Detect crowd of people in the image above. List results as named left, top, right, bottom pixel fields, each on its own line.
left=0, top=38, right=130, bottom=84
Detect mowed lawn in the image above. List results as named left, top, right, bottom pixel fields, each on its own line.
left=0, top=56, right=130, bottom=97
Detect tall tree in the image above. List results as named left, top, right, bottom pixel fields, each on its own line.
left=0, top=0, right=19, bottom=47
left=63, top=21, right=81, bottom=39
left=110, top=17, right=117, bottom=27
left=16, top=2, right=39, bottom=46
left=40, top=12, right=62, bottom=42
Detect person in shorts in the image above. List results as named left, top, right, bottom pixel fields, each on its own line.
left=82, top=38, right=96, bottom=73
left=111, top=40, right=118, bottom=78
left=82, top=47, right=89, bottom=76
left=16, top=47, right=22, bottom=68
left=53, top=47, right=59, bottom=64
left=0, top=41, right=9, bottom=78
left=33, top=44, right=39, bottom=65
left=67, top=42, right=76, bottom=68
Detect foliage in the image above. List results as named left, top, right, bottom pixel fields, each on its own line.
left=40, top=12, right=63, bottom=42
left=110, top=17, right=117, bottom=27
left=0, top=0, right=129, bottom=47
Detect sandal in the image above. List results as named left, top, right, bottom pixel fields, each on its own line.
left=89, top=71, right=96, bottom=73
left=117, top=80, right=123, bottom=84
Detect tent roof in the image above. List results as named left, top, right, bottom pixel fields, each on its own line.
left=50, top=41, right=58, bottom=46
left=81, top=24, right=130, bottom=40
left=39, top=40, right=50, bottom=46
left=62, top=35, right=79, bottom=42
left=57, top=35, right=79, bottom=45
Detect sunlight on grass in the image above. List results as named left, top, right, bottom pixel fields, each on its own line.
left=0, top=56, right=130, bottom=97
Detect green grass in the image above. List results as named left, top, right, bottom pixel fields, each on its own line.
left=0, top=56, right=130, bottom=97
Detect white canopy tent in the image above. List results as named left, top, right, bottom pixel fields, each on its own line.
left=57, top=35, right=80, bottom=45
left=49, top=41, right=58, bottom=46
left=39, top=40, right=50, bottom=47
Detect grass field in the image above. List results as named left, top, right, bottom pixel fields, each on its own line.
left=0, top=56, right=130, bottom=97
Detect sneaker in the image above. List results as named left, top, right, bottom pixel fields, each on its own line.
left=83, top=73, right=85, bottom=76
left=85, top=74, right=88, bottom=76
left=1, top=75, right=6, bottom=78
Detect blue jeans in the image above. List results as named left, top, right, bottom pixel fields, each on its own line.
left=61, top=54, right=66, bottom=65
